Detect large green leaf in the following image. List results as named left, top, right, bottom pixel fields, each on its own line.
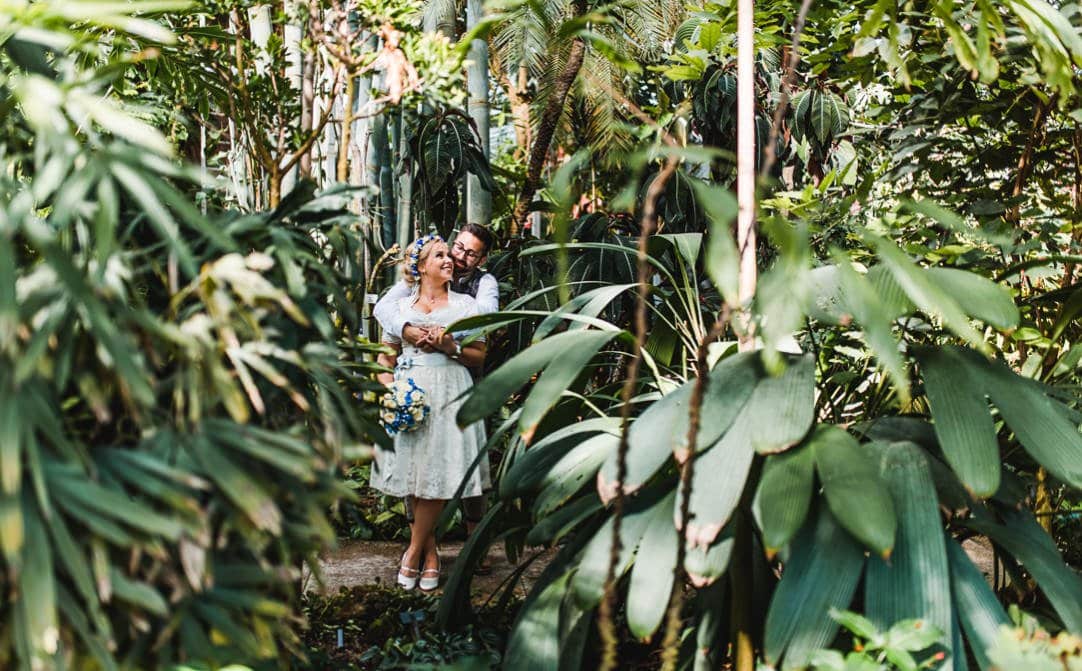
left=763, top=507, right=865, bottom=669
left=924, top=268, right=1018, bottom=330
left=811, top=425, right=897, bottom=558
left=571, top=487, right=665, bottom=609
left=967, top=509, right=1082, bottom=633
left=916, top=347, right=1000, bottom=497
left=864, top=443, right=952, bottom=654
left=962, top=347, right=1082, bottom=489
left=458, top=330, right=620, bottom=429
left=626, top=490, right=678, bottom=641
left=533, top=432, right=618, bottom=518
left=754, top=443, right=815, bottom=556
left=597, top=353, right=760, bottom=501
left=946, top=538, right=1009, bottom=671
left=692, top=181, right=739, bottom=306
left=681, top=411, right=755, bottom=548
left=745, top=354, right=815, bottom=454
left=871, top=238, right=989, bottom=353
left=832, top=254, right=910, bottom=401
left=684, top=523, right=735, bottom=587
left=518, top=331, right=621, bottom=441
left=501, top=417, right=616, bottom=498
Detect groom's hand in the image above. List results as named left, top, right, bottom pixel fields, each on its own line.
left=403, top=323, right=435, bottom=351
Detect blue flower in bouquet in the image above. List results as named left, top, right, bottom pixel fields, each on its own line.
left=380, top=377, right=429, bottom=436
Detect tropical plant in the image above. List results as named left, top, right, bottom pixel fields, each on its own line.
left=424, top=0, right=1082, bottom=669
left=0, top=3, right=384, bottom=668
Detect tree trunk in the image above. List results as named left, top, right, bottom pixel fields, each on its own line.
left=510, top=5, right=587, bottom=236
left=395, top=109, right=413, bottom=247
left=299, top=30, right=315, bottom=178
left=338, top=74, right=355, bottom=182
left=283, top=0, right=304, bottom=194
left=370, top=67, right=395, bottom=247
left=466, top=0, right=492, bottom=226
left=735, top=0, right=757, bottom=354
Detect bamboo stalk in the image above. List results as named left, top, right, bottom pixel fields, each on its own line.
left=466, top=0, right=492, bottom=226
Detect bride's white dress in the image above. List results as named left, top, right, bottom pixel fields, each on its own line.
left=371, top=290, right=491, bottom=499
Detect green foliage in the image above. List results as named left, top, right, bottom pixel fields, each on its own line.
left=0, top=3, right=384, bottom=668
left=406, top=108, right=498, bottom=238
left=802, top=610, right=947, bottom=671
left=987, top=620, right=1082, bottom=671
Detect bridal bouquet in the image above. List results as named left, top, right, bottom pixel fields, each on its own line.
left=380, top=377, right=429, bottom=436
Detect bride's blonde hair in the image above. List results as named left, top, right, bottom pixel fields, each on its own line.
left=401, top=233, right=445, bottom=287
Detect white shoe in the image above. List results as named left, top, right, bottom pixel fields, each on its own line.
left=397, top=552, right=419, bottom=590
left=419, top=555, right=441, bottom=592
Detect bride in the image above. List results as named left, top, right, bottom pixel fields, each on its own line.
left=372, top=234, right=490, bottom=591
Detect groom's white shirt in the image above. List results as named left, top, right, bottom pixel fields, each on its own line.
left=373, top=272, right=499, bottom=339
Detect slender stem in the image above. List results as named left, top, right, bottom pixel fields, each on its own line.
left=659, top=310, right=731, bottom=671
left=731, top=511, right=755, bottom=671
left=597, top=155, right=681, bottom=671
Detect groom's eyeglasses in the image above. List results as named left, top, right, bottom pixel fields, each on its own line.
left=452, top=242, right=482, bottom=261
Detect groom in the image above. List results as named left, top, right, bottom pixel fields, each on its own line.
left=373, top=223, right=498, bottom=571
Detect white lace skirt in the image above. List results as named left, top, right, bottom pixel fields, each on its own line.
left=371, top=363, right=491, bottom=499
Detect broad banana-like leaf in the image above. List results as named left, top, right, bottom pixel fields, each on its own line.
left=527, top=494, right=603, bottom=546
left=763, top=507, right=865, bottom=669
left=947, top=538, right=1009, bottom=671
left=924, top=268, right=1017, bottom=330
left=754, top=443, right=815, bottom=556
left=533, top=432, right=618, bottom=518
left=871, top=237, right=989, bottom=353
left=964, top=347, right=1082, bottom=489
left=680, top=411, right=755, bottom=548
left=597, top=353, right=759, bottom=502
left=865, top=443, right=952, bottom=650
left=916, top=347, right=1000, bottom=497
left=501, top=417, right=617, bottom=499
left=571, top=487, right=666, bottom=609
left=457, top=330, right=620, bottom=432
left=627, top=490, right=678, bottom=641
left=684, top=523, right=735, bottom=588
left=811, top=425, right=897, bottom=557
left=967, top=508, right=1082, bottom=633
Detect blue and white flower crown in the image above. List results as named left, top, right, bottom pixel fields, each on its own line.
left=407, top=233, right=444, bottom=278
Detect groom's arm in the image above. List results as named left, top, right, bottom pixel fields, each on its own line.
left=475, top=273, right=499, bottom=315
left=372, top=280, right=411, bottom=339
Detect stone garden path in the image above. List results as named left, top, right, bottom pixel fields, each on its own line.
left=311, top=539, right=556, bottom=599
